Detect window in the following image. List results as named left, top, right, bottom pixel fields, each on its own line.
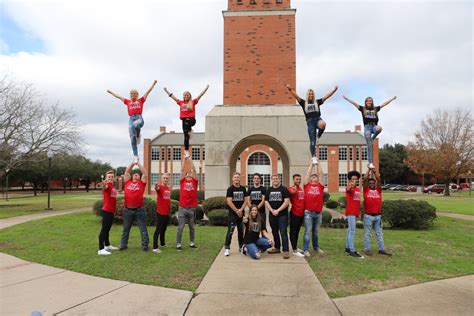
left=167, top=147, right=172, bottom=160
left=173, top=147, right=181, bottom=160
left=319, top=146, right=328, bottom=161
left=248, top=152, right=270, bottom=165
left=161, top=147, right=166, bottom=161
left=192, top=147, right=200, bottom=160
left=339, top=174, right=348, bottom=187
left=349, top=147, right=353, bottom=161
left=173, top=173, right=180, bottom=186
left=276, top=0, right=283, bottom=3
left=151, top=147, right=160, bottom=160
left=151, top=173, right=160, bottom=185
left=199, top=173, right=205, bottom=188
left=202, top=147, right=205, bottom=160
left=362, top=146, right=368, bottom=161
left=356, top=147, right=360, bottom=160
left=338, top=147, right=347, bottom=161
left=323, top=174, right=328, bottom=186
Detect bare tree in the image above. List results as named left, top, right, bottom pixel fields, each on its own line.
left=0, top=76, right=82, bottom=180
left=404, top=108, right=473, bottom=196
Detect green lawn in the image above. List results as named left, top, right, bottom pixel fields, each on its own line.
left=0, top=212, right=225, bottom=292
left=306, top=217, right=474, bottom=298
left=328, top=191, right=474, bottom=216
left=0, top=192, right=102, bottom=218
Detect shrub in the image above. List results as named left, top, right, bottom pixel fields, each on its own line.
left=208, top=209, right=228, bottom=226
left=170, top=199, right=179, bottom=215
left=170, top=189, right=180, bottom=201
left=321, top=210, right=332, bottom=224
left=325, top=200, right=339, bottom=209
left=323, top=192, right=330, bottom=202
left=338, top=196, right=347, bottom=208
left=202, top=196, right=227, bottom=213
left=197, top=191, right=205, bottom=203
left=92, top=197, right=157, bottom=225
left=195, top=205, right=204, bottom=220
left=382, top=199, right=436, bottom=229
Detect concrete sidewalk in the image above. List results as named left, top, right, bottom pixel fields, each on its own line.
left=334, top=275, right=473, bottom=315
left=438, top=212, right=474, bottom=221
left=0, top=207, right=90, bottom=230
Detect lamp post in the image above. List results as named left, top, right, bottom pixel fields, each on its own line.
left=5, top=169, right=10, bottom=201
left=45, top=150, right=53, bottom=210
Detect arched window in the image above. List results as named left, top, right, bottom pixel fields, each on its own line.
left=248, top=152, right=270, bottom=165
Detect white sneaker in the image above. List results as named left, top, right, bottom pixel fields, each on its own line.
left=98, top=249, right=111, bottom=255
left=153, top=248, right=162, bottom=254
left=312, top=156, right=318, bottom=165
left=296, top=248, right=304, bottom=253
left=224, top=249, right=230, bottom=256
left=133, top=156, right=139, bottom=164
left=316, top=248, right=325, bottom=254
left=105, top=245, right=119, bottom=251
left=304, top=250, right=311, bottom=257
left=293, top=251, right=305, bottom=258
left=184, top=151, right=190, bottom=159
left=368, top=163, right=375, bottom=169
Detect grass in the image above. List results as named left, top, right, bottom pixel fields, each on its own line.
left=306, top=216, right=474, bottom=298
left=328, top=191, right=474, bottom=216
left=0, top=212, right=225, bottom=292
left=0, top=192, right=102, bottom=218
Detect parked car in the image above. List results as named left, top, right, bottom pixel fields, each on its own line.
left=423, top=184, right=445, bottom=194
left=459, top=183, right=470, bottom=190
left=382, top=184, right=396, bottom=190
left=405, top=185, right=418, bottom=192
left=389, top=185, right=404, bottom=191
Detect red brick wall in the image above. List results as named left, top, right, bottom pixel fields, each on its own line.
left=327, top=146, right=339, bottom=192
left=228, top=0, right=291, bottom=11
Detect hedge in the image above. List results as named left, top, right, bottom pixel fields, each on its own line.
left=338, top=196, right=347, bottom=208
left=323, top=192, right=330, bottom=202
left=208, top=209, right=228, bottom=226
left=321, top=210, right=332, bottom=224
left=202, top=196, right=227, bottom=213
left=171, top=189, right=205, bottom=203
left=325, top=200, right=339, bottom=209
left=382, top=199, right=436, bottom=229
left=93, top=197, right=158, bottom=225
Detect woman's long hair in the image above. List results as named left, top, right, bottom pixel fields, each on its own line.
left=306, top=89, right=315, bottom=104
left=247, top=204, right=262, bottom=233
left=183, top=91, right=193, bottom=110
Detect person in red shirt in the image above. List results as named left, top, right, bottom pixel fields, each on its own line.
left=176, top=158, right=198, bottom=251
left=119, top=160, right=149, bottom=251
left=345, top=170, right=363, bottom=259
left=288, top=174, right=305, bottom=258
left=153, top=173, right=172, bottom=254
left=163, top=85, right=209, bottom=158
left=302, top=160, right=325, bottom=257
left=107, top=80, right=157, bottom=162
left=363, top=168, right=392, bottom=256
left=98, top=170, right=118, bottom=255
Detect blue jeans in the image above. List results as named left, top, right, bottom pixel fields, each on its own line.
left=345, top=215, right=357, bottom=252
left=307, top=117, right=324, bottom=157
left=129, top=114, right=144, bottom=156
left=364, top=214, right=385, bottom=251
left=364, top=124, right=381, bottom=164
left=269, top=212, right=289, bottom=252
left=245, top=238, right=272, bottom=260
left=303, top=211, right=321, bottom=251
left=120, top=207, right=149, bottom=248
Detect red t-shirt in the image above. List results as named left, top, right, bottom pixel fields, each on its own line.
left=156, top=184, right=171, bottom=215
left=124, top=97, right=145, bottom=116
left=345, top=187, right=361, bottom=216
left=364, top=187, right=382, bottom=215
left=102, top=182, right=117, bottom=213
left=179, top=178, right=198, bottom=207
left=124, top=180, right=146, bottom=207
left=177, top=99, right=198, bottom=119
left=304, top=183, right=324, bottom=212
left=289, top=186, right=305, bottom=217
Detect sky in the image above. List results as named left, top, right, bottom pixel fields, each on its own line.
left=0, top=0, right=472, bottom=168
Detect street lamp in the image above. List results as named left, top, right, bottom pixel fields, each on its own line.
left=45, top=150, right=53, bottom=210
left=5, top=169, right=10, bottom=201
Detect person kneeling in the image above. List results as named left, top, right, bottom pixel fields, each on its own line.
left=243, top=205, right=273, bottom=260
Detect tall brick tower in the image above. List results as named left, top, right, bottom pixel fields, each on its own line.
left=223, top=0, right=296, bottom=105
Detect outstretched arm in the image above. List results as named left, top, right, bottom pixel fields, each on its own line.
left=143, top=80, right=157, bottom=101
left=163, top=87, right=180, bottom=102
left=304, top=161, right=314, bottom=185
left=317, top=163, right=324, bottom=186
left=342, top=95, right=362, bottom=109
left=373, top=169, right=382, bottom=188
left=190, top=161, right=197, bottom=180
left=136, top=161, right=147, bottom=184
left=363, top=168, right=371, bottom=188
left=107, top=90, right=125, bottom=102
left=285, top=84, right=302, bottom=102
left=321, top=86, right=338, bottom=103
left=378, top=96, right=397, bottom=109
left=124, top=161, right=134, bottom=182
left=195, top=85, right=209, bottom=102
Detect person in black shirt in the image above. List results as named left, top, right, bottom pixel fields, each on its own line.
left=265, top=174, right=291, bottom=259
left=286, top=84, right=338, bottom=165
left=242, top=205, right=274, bottom=260
left=224, top=172, right=249, bottom=257
left=247, top=173, right=267, bottom=229
left=343, top=95, right=397, bottom=169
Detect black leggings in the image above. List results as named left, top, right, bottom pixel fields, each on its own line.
left=99, top=210, right=114, bottom=250
left=153, top=214, right=170, bottom=249
left=182, top=118, right=196, bottom=150
left=289, top=212, right=304, bottom=251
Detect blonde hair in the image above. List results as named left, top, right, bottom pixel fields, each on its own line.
left=183, top=91, right=193, bottom=110
left=306, top=89, right=315, bottom=103
left=247, top=204, right=262, bottom=232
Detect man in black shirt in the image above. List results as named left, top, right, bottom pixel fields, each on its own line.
left=265, top=174, right=291, bottom=259
left=224, top=172, right=249, bottom=257
left=247, top=173, right=267, bottom=229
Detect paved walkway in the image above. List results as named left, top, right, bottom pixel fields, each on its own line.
left=438, top=211, right=474, bottom=221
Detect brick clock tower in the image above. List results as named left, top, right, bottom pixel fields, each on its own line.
left=223, top=0, right=296, bottom=105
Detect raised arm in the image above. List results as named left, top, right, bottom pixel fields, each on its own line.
left=363, top=168, right=371, bottom=188
left=106, top=90, right=125, bottom=102
left=163, top=87, right=180, bottom=103
left=180, top=161, right=187, bottom=180
left=316, top=163, right=324, bottom=186
left=304, top=161, right=314, bottom=185
left=123, top=161, right=134, bottom=182
left=373, top=169, right=382, bottom=188
left=343, top=95, right=362, bottom=109
left=378, top=96, right=397, bottom=109
left=136, top=161, right=147, bottom=184
left=285, top=84, right=302, bottom=102
left=195, top=85, right=209, bottom=102
left=190, top=161, right=197, bottom=180
left=143, top=80, right=158, bottom=101
left=321, top=86, right=338, bottom=103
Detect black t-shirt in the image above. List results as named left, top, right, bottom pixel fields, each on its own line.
left=248, top=186, right=266, bottom=211
left=358, top=106, right=381, bottom=125
left=266, top=185, right=290, bottom=216
left=298, top=98, right=324, bottom=119
left=243, top=219, right=264, bottom=244
left=226, top=185, right=248, bottom=217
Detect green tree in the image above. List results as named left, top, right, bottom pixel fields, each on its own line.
left=379, top=143, right=410, bottom=183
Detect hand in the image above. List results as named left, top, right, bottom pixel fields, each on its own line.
left=334, top=85, right=339, bottom=91
left=285, top=84, right=291, bottom=90
left=153, top=80, right=157, bottom=85
left=163, top=87, right=168, bottom=92
left=393, top=96, right=397, bottom=100
left=243, top=215, right=248, bottom=223
left=206, top=84, right=209, bottom=89
left=268, top=238, right=274, bottom=246
left=106, top=90, right=111, bottom=94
